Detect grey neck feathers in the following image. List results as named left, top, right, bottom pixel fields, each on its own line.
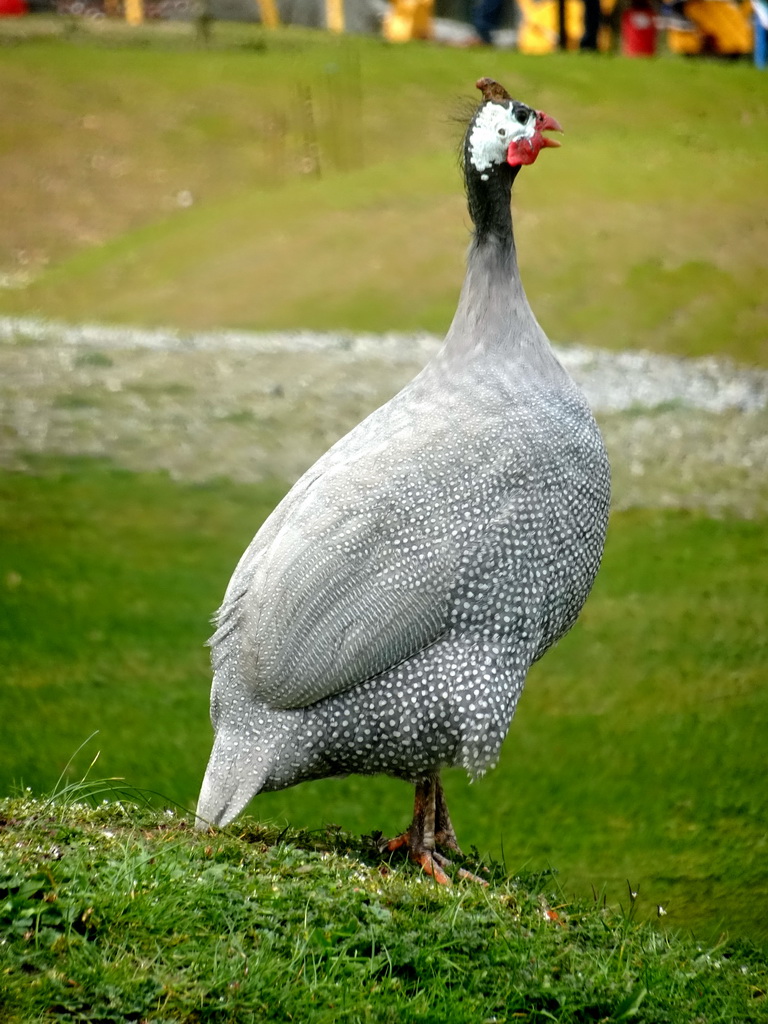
left=440, top=160, right=552, bottom=366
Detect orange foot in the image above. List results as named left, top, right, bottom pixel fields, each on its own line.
left=383, top=777, right=489, bottom=887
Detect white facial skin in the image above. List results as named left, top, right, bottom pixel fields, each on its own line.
left=468, top=102, right=536, bottom=176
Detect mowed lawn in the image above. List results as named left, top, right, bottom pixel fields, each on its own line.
left=0, top=21, right=766, bottom=363
left=1, top=461, right=765, bottom=947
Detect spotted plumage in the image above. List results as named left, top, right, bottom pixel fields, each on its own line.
left=197, top=80, right=610, bottom=881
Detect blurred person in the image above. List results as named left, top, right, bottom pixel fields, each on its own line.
left=580, top=0, right=602, bottom=47
left=472, top=0, right=505, bottom=43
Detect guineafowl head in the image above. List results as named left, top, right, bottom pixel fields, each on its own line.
left=464, top=77, right=563, bottom=178
left=462, top=78, right=563, bottom=238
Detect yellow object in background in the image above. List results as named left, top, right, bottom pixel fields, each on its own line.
left=383, top=0, right=434, bottom=41
left=666, top=21, right=704, bottom=51
left=672, top=0, right=753, bottom=53
left=325, top=0, right=344, bottom=32
left=517, top=0, right=584, bottom=52
left=257, top=0, right=280, bottom=27
left=124, top=0, right=143, bottom=24
left=517, top=0, right=616, bottom=53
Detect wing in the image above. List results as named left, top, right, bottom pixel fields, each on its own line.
left=209, top=362, right=572, bottom=713
left=212, top=425, right=467, bottom=710
left=209, top=367, right=532, bottom=711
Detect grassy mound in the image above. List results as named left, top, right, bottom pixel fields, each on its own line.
left=1, top=792, right=766, bottom=1023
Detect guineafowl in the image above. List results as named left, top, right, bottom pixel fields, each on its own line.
left=196, top=78, right=610, bottom=884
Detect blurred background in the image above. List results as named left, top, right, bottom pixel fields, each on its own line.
left=1, top=0, right=766, bottom=949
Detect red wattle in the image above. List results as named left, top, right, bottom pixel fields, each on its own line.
left=506, top=136, right=540, bottom=167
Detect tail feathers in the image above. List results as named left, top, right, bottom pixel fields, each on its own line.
left=195, top=730, right=272, bottom=830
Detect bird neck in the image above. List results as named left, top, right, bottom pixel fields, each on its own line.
left=439, top=163, right=547, bottom=364
left=466, top=161, right=518, bottom=245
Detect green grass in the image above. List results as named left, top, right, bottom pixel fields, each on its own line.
left=0, top=21, right=766, bottom=362
left=2, top=458, right=766, bottom=951
left=1, top=793, right=767, bottom=1024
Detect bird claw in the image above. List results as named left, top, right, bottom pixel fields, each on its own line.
left=381, top=776, right=489, bottom=885
left=414, top=850, right=453, bottom=886
left=432, top=851, right=489, bottom=887
left=455, top=865, right=490, bottom=886
left=381, top=832, right=408, bottom=854
left=413, top=850, right=490, bottom=887
left=382, top=834, right=489, bottom=887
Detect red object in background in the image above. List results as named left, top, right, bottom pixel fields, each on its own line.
left=0, top=0, right=28, bottom=13
left=621, top=2, right=658, bottom=54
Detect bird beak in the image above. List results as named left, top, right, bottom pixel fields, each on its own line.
left=535, top=110, right=564, bottom=148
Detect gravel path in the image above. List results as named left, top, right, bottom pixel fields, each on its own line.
left=1, top=316, right=766, bottom=517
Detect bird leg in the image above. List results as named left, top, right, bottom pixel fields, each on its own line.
left=385, top=776, right=487, bottom=886
left=385, top=775, right=450, bottom=884
left=433, top=774, right=461, bottom=853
